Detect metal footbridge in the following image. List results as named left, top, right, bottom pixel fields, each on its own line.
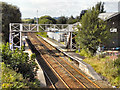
left=9, top=23, right=77, bottom=50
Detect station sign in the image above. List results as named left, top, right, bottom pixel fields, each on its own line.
left=110, top=28, right=117, bottom=32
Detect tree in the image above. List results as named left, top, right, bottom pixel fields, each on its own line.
left=56, top=16, right=67, bottom=24
left=22, top=19, right=34, bottom=24
left=2, top=2, right=21, bottom=43
left=95, top=2, right=106, bottom=13
left=67, top=15, right=77, bottom=24
left=79, top=2, right=105, bottom=20
left=39, top=15, right=56, bottom=24
left=80, top=10, right=87, bottom=20
left=75, top=6, right=110, bottom=56
left=75, top=16, right=80, bottom=22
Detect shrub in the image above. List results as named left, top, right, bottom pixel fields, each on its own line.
left=83, top=55, right=120, bottom=87
left=2, top=62, right=26, bottom=88
left=1, top=43, right=40, bottom=87
left=2, top=62, right=40, bottom=88
left=79, top=48, right=91, bottom=57
left=103, top=57, right=120, bottom=87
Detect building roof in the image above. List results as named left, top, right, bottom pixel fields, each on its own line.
left=98, top=12, right=120, bottom=21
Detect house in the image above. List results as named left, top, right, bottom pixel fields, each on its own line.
left=99, top=12, right=120, bottom=48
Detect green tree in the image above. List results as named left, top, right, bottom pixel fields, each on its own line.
left=22, top=19, right=34, bottom=24
left=75, top=16, right=80, bottom=22
left=39, top=15, right=56, bottom=24
left=2, top=2, right=21, bottom=43
left=56, top=16, right=67, bottom=24
left=67, top=15, right=77, bottom=24
left=75, top=6, right=110, bottom=56
left=95, top=2, right=106, bottom=13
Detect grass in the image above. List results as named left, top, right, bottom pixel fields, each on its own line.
left=83, top=55, right=120, bottom=87
left=36, top=32, right=47, bottom=38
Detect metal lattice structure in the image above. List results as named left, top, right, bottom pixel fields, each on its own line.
left=9, top=23, right=76, bottom=50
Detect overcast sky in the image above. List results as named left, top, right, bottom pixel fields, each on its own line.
left=1, top=0, right=120, bottom=19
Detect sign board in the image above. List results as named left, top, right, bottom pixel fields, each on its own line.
left=110, top=28, right=117, bottom=32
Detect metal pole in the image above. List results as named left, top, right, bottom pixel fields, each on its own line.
left=29, top=24, right=30, bottom=30
left=20, top=24, right=23, bottom=50
left=37, top=10, right=39, bottom=32
left=70, top=32, right=72, bottom=50
left=37, top=10, right=38, bottom=24
left=9, top=23, right=12, bottom=50
left=37, top=24, right=39, bottom=32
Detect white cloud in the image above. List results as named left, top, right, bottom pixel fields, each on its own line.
left=1, top=0, right=119, bottom=18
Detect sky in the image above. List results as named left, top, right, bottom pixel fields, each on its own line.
left=1, top=0, right=120, bottom=19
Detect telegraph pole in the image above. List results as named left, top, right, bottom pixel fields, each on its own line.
left=37, top=10, right=38, bottom=24
left=37, top=10, right=39, bottom=31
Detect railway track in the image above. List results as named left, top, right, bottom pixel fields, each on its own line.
left=27, top=33, right=101, bottom=89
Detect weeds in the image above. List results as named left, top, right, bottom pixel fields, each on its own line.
left=83, top=55, right=120, bottom=87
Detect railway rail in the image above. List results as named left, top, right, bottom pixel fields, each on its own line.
left=27, top=33, right=101, bottom=89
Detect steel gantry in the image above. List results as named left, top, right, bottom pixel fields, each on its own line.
left=9, top=23, right=76, bottom=50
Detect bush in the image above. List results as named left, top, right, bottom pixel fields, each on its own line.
left=1, top=43, right=40, bottom=88
left=79, top=49, right=91, bottom=57
left=2, top=43, right=38, bottom=81
left=2, top=62, right=40, bottom=88
left=102, top=57, right=120, bottom=87
left=2, top=62, right=26, bottom=88
left=83, top=55, right=120, bottom=87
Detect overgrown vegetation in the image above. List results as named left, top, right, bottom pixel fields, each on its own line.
left=83, top=56, right=120, bottom=87
left=1, top=43, right=40, bottom=88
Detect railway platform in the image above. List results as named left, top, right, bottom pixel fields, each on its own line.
left=24, top=39, right=47, bottom=87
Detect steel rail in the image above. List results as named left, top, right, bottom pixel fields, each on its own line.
left=35, top=35, right=87, bottom=88
left=44, top=71, right=56, bottom=89
left=35, top=47, right=70, bottom=89
left=36, top=35, right=101, bottom=89
left=28, top=33, right=70, bottom=89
